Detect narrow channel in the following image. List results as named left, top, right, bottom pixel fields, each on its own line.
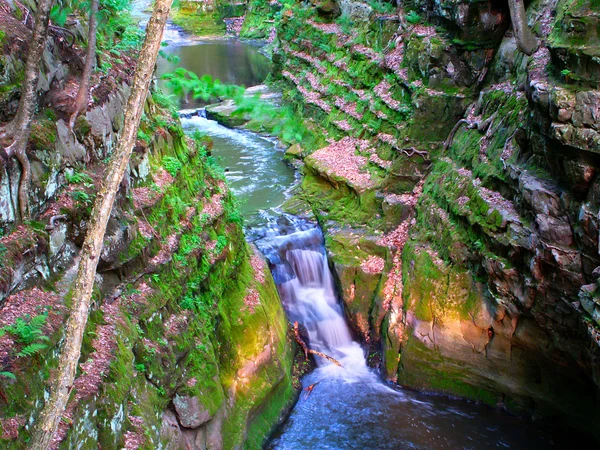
left=154, top=20, right=574, bottom=450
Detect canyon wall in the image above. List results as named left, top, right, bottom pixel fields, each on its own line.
left=275, top=0, right=600, bottom=436
left=0, top=16, right=293, bottom=447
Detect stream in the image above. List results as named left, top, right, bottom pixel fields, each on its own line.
left=147, top=10, right=581, bottom=450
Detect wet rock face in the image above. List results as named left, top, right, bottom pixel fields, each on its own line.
left=417, top=0, right=510, bottom=47
left=548, top=0, right=600, bottom=85
left=277, top=0, right=600, bottom=436
left=173, top=396, right=213, bottom=429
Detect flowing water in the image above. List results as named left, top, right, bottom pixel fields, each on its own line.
left=180, top=112, right=295, bottom=228
left=255, top=220, right=570, bottom=449
left=143, top=11, right=587, bottom=449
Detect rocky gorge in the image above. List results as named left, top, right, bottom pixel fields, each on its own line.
left=0, top=0, right=599, bottom=447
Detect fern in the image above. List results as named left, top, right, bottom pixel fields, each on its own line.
left=17, top=343, right=48, bottom=358
left=0, top=371, right=16, bottom=380
left=1, top=312, right=50, bottom=359
left=2, top=313, right=48, bottom=344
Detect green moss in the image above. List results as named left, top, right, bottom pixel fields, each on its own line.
left=399, top=336, right=498, bottom=406
left=217, top=247, right=294, bottom=449
left=171, top=6, right=226, bottom=36
left=30, top=119, right=57, bottom=150
left=300, top=169, right=383, bottom=230
left=240, top=0, right=280, bottom=39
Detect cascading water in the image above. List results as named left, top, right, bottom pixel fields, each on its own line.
left=147, top=22, right=580, bottom=448
left=256, top=218, right=566, bottom=449
left=256, top=222, right=373, bottom=381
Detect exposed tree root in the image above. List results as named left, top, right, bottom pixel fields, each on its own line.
left=45, top=214, right=68, bottom=231
left=444, top=119, right=470, bottom=151
left=399, top=147, right=430, bottom=158
left=0, top=0, right=54, bottom=222
left=444, top=112, right=499, bottom=151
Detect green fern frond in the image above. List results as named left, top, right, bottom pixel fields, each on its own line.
left=17, top=343, right=48, bottom=358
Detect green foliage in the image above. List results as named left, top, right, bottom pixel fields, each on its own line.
left=65, top=170, right=94, bottom=187
left=17, top=343, right=50, bottom=357
left=214, top=235, right=228, bottom=254
left=0, top=313, right=50, bottom=372
left=367, top=0, right=395, bottom=14
left=152, top=91, right=176, bottom=110
left=50, top=1, right=78, bottom=27
left=0, top=371, right=16, bottom=380
left=1, top=313, right=49, bottom=345
left=44, top=108, right=58, bottom=121
left=137, top=128, right=152, bottom=144
left=406, top=11, right=421, bottom=24
left=162, top=69, right=245, bottom=103
left=337, top=14, right=354, bottom=34
left=162, top=70, right=308, bottom=144
left=158, top=49, right=180, bottom=65
left=97, top=0, right=144, bottom=51
left=162, top=156, right=183, bottom=177
left=70, top=190, right=92, bottom=205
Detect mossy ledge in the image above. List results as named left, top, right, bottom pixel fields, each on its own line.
left=0, top=89, right=294, bottom=448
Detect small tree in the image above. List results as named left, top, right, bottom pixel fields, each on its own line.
left=68, top=0, right=99, bottom=130
left=0, top=0, right=54, bottom=221
left=508, top=0, right=538, bottom=55
left=28, top=0, right=174, bottom=447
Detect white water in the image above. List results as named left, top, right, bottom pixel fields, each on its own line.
left=257, top=225, right=378, bottom=383
left=258, top=220, right=567, bottom=449
left=126, top=6, right=582, bottom=444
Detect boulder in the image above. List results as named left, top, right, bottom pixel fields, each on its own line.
left=173, top=395, right=213, bottom=429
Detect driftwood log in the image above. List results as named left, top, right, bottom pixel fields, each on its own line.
left=293, top=321, right=342, bottom=367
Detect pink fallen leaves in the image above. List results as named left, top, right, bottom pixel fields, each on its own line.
left=124, top=416, right=145, bottom=450
left=307, top=19, right=341, bottom=35
left=243, top=289, right=260, bottom=313
left=132, top=187, right=158, bottom=210
left=305, top=72, right=328, bottom=94
left=244, top=250, right=267, bottom=313
left=201, top=192, right=224, bottom=220
left=282, top=70, right=332, bottom=113
left=282, top=43, right=327, bottom=74
left=225, top=16, right=245, bottom=36
left=384, top=46, right=404, bottom=73
left=334, top=97, right=363, bottom=120
left=1, top=417, right=25, bottom=440
left=374, top=80, right=401, bottom=111
left=413, top=24, right=437, bottom=37
left=361, top=255, right=385, bottom=274
left=378, top=221, right=410, bottom=311
left=250, top=251, right=266, bottom=284
left=352, top=44, right=380, bottom=62
left=377, top=181, right=424, bottom=310
left=369, top=153, right=392, bottom=169
left=152, top=167, right=174, bottom=190
left=309, top=137, right=373, bottom=190
left=333, top=120, right=353, bottom=132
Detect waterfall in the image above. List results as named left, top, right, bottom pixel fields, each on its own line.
left=256, top=221, right=372, bottom=380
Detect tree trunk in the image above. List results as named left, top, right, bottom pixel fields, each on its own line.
left=0, top=0, right=54, bottom=221
left=507, top=0, right=538, bottom=55
left=68, top=0, right=99, bottom=130
left=27, top=0, right=174, bottom=448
